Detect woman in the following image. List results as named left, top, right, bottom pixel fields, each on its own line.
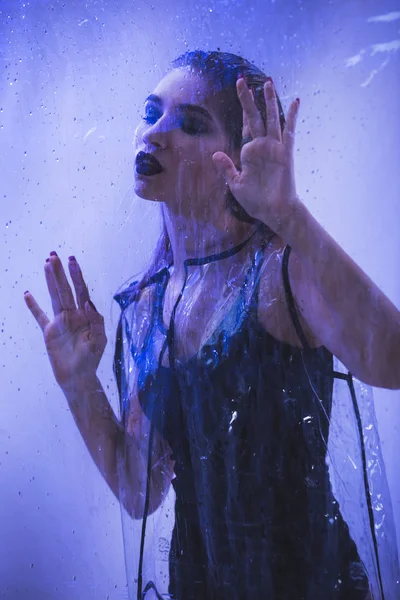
left=24, top=51, right=400, bottom=599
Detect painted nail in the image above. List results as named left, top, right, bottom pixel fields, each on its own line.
left=68, top=255, right=76, bottom=261
left=24, top=290, right=29, bottom=295
left=88, top=300, right=97, bottom=312
left=46, top=258, right=50, bottom=263
left=296, top=98, right=300, bottom=104
left=50, top=251, right=58, bottom=256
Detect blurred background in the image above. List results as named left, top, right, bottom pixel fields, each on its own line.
left=1, top=0, right=399, bottom=598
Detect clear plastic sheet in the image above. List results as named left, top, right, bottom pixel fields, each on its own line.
left=327, top=367, right=400, bottom=599
left=113, top=226, right=399, bottom=599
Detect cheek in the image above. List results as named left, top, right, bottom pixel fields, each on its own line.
left=181, top=151, right=214, bottom=183
left=189, top=142, right=217, bottom=168
left=178, top=154, right=222, bottom=194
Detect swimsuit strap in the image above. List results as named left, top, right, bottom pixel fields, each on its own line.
left=282, top=245, right=311, bottom=349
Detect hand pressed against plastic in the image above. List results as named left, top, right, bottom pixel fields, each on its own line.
left=24, top=254, right=107, bottom=390
left=213, top=77, right=300, bottom=232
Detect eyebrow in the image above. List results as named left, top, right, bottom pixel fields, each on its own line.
left=144, top=94, right=213, bottom=121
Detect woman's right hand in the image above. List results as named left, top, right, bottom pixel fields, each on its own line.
left=24, top=252, right=107, bottom=390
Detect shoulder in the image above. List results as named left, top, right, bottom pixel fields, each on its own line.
left=113, top=280, right=139, bottom=310
left=257, top=237, right=324, bottom=349
left=114, top=280, right=157, bottom=326
left=113, top=267, right=168, bottom=312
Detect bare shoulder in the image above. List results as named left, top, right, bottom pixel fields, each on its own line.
left=257, top=236, right=323, bottom=349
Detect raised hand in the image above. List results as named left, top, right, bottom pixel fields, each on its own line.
left=24, top=253, right=107, bottom=390
left=212, top=77, right=301, bottom=234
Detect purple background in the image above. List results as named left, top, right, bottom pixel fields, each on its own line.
left=1, top=0, right=399, bottom=598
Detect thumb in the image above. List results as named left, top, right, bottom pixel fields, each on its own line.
left=212, top=152, right=239, bottom=189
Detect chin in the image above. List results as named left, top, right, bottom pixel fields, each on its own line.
left=133, top=180, right=164, bottom=202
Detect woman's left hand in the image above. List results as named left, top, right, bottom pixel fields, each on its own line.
left=212, top=77, right=301, bottom=234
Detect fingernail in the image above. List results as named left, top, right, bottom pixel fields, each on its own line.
left=296, top=98, right=300, bottom=104
left=68, top=256, right=76, bottom=261
left=46, top=258, right=50, bottom=263
left=88, top=300, right=97, bottom=312
left=24, top=290, right=29, bottom=295
left=50, top=251, right=58, bottom=257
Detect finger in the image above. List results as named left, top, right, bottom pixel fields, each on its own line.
left=241, top=88, right=253, bottom=140
left=212, top=152, right=240, bottom=189
left=24, top=291, right=50, bottom=332
left=49, top=253, right=76, bottom=310
left=85, top=301, right=107, bottom=348
left=264, top=80, right=282, bottom=142
left=282, top=98, right=300, bottom=155
left=44, top=261, right=63, bottom=316
left=237, top=78, right=265, bottom=139
left=68, top=256, right=90, bottom=310
left=242, top=105, right=251, bottom=140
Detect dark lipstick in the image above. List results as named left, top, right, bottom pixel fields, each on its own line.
left=135, top=151, right=163, bottom=176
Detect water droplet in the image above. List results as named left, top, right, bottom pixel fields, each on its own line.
left=229, top=411, right=237, bottom=426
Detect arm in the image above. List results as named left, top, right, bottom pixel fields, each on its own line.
left=62, top=374, right=174, bottom=519
left=278, top=200, right=400, bottom=390
left=24, top=251, right=172, bottom=520
left=61, top=374, right=123, bottom=500
left=213, top=77, right=400, bottom=389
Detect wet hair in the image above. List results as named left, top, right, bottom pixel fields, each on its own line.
left=135, top=50, right=286, bottom=290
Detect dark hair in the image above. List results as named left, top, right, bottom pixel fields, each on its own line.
left=132, top=50, right=286, bottom=293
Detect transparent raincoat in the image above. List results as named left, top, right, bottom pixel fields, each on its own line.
left=113, top=224, right=399, bottom=600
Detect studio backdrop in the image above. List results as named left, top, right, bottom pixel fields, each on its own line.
left=1, top=1, right=399, bottom=599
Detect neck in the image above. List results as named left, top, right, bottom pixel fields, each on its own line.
left=162, top=204, right=258, bottom=279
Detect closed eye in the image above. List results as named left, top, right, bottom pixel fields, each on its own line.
left=178, top=116, right=209, bottom=135
left=142, top=114, right=158, bottom=125
left=142, top=107, right=160, bottom=125
left=142, top=107, right=209, bottom=136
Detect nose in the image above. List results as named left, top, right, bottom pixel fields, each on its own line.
left=141, top=115, right=171, bottom=149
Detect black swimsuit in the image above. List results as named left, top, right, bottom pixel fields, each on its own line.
left=114, top=233, right=370, bottom=599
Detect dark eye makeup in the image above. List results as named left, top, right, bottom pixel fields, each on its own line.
left=141, top=105, right=209, bottom=136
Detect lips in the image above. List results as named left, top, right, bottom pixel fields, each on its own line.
left=135, top=151, right=163, bottom=175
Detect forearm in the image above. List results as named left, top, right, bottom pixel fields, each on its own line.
left=61, top=375, right=123, bottom=499
left=120, top=427, right=173, bottom=519
left=276, top=200, right=400, bottom=386
left=61, top=375, right=173, bottom=518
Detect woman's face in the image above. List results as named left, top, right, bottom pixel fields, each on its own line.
left=133, top=68, right=237, bottom=218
